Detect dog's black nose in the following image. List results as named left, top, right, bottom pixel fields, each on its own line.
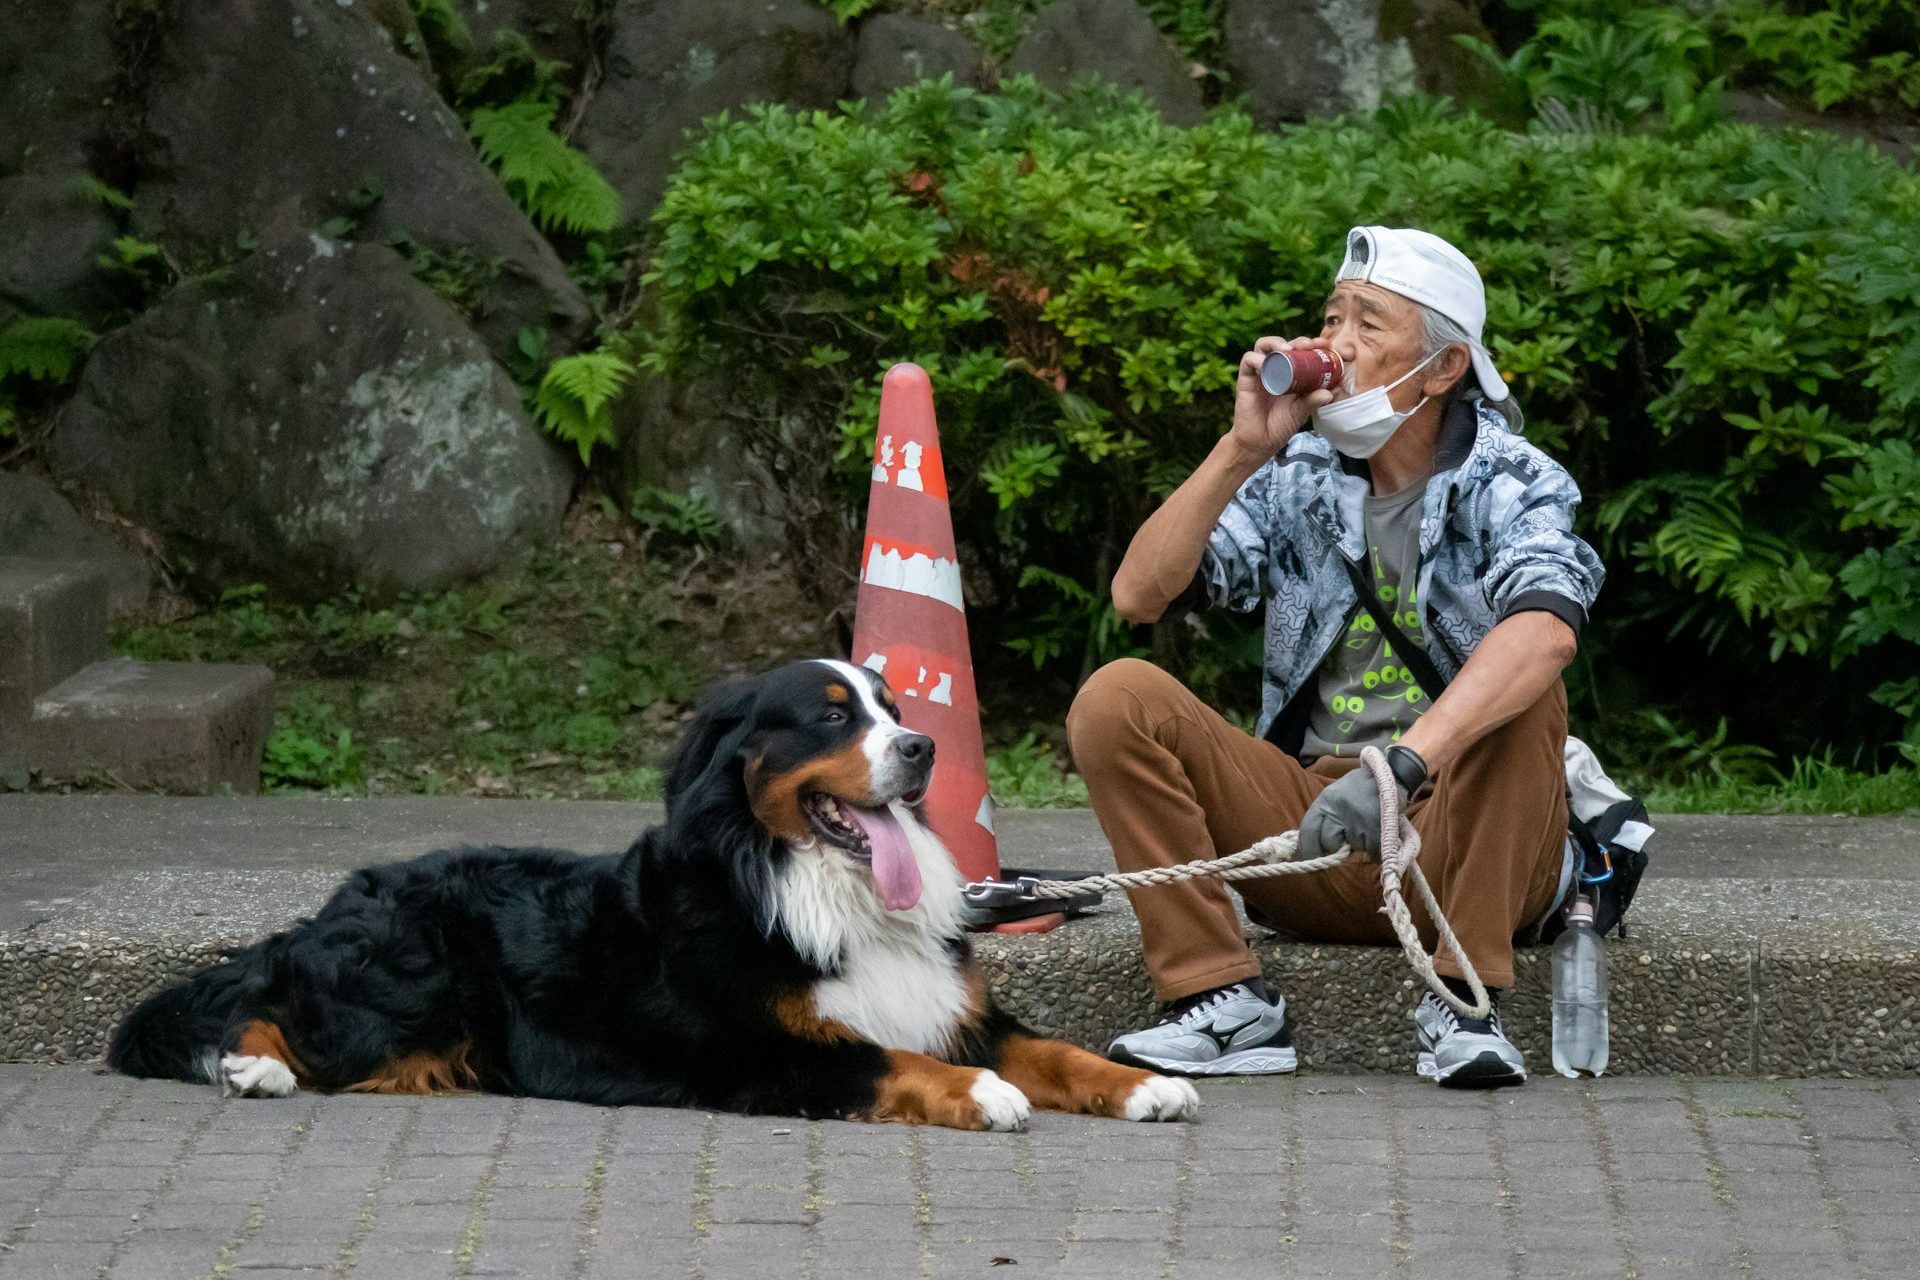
left=894, top=733, right=934, bottom=764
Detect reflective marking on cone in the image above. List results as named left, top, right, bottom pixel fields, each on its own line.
left=869, top=433, right=949, bottom=501
left=866, top=650, right=957, bottom=706
left=975, top=794, right=995, bottom=834
left=862, top=540, right=964, bottom=611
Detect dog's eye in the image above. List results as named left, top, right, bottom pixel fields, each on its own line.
left=823, top=709, right=848, bottom=724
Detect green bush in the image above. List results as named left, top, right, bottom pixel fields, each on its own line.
left=1471, top=0, right=1920, bottom=126
left=637, top=76, right=1920, bottom=765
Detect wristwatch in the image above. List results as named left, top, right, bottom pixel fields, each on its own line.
left=1384, top=744, right=1430, bottom=796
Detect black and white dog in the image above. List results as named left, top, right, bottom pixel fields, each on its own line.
left=108, top=659, right=1198, bottom=1129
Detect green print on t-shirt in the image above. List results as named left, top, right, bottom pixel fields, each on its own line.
left=1321, top=546, right=1429, bottom=751
left=1300, top=477, right=1431, bottom=762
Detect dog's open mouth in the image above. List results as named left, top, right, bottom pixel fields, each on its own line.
left=805, top=794, right=874, bottom=858
left=803, top=793, right=925, bottom=912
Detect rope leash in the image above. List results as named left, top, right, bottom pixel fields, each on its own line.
left=982, top=745, right=1491, bottom=1019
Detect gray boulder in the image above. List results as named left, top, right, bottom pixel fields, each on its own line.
left=1224, top=0, right=1501, bottom=125
left=1225, top=0, right=1395, bottom=123
left=1380, top=0, right=1506, bottom=115
left=0, top=473, right=152, bottom=612
left=0, top=173, right=123, bottom=326
left=1006, top=0, right=1204, bottom=127
left=613, top=369, right=784, bottom=551
left=50, top=233, right=572, bottom=600
left=574, top=0, right=856, bottom=220
left=0, top=0, right=119, bottom=175
left=131, top=0, right=589, bottom=360
left=853, top=15, right=982, bottom=102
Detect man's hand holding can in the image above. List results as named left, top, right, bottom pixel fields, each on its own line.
left=1230, top=337, right=1342, bottom=467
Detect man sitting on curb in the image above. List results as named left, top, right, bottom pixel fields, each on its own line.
left=1068, top=226, right=1604, bottom=1088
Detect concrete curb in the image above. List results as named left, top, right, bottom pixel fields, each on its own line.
left=3, top=799, right=1916, bottom=1075
left=8, top=910, right=1914, bottom=1077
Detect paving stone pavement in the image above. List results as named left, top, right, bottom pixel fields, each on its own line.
left=0, top=1068, right=1915, bottom=1279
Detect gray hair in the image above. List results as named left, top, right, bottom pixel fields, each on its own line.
left=1415, top=303, right=1523, bottom=432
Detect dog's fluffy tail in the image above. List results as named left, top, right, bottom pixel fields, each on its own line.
left=107, top=957, right=259, bottom=1084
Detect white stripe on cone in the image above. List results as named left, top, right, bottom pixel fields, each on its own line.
left=862, top=544, right=964, bottom=611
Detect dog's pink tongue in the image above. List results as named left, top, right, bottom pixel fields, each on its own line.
left=848, top=803, right=922, bottom=911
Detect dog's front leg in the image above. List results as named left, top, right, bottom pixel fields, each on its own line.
left=994, top=1033, right=1198, bottom=1122
left=759, top=997, right=1029, bottom=1131
left=857, top=1049, right=1032, bottom=1132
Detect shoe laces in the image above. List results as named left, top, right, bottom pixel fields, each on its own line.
left=1423, top=988, right=1500, bottom=1036
left=1165, top=984, right=1249, bottom=1028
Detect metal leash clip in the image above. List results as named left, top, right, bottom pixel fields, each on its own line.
left=959, top=869, right=1103, bottom=927
left=961, top=876, right=1044, bottom=908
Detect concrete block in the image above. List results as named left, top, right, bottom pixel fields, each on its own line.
left=27, top=657, right=274, bottom=794
left=0, top=559, right=108, bottom=743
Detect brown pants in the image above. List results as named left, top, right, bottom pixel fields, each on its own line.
left=1065, top=659, right=1568, bottom=1003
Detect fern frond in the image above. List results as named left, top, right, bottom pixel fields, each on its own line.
left=541, top=151, right=623, bottom=236
left=533, top=351, right=636, bottom=465
left=468, top=100, right=623, bottom=235
left=470, top=101, right=569, bottom=188
left=1649, top=494, right=1745, bottom=576
left=0, top=317, right=96, bottom=384
left=544, top=351, right=635, bottom=415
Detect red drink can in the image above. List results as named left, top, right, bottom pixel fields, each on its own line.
left=1259, top=346, right=1343, bottom=397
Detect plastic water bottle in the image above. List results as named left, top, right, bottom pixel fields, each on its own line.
left=1552, top=895, right=1610, bottom=1077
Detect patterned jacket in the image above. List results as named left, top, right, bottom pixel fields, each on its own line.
left=1186, top=396, right=1605, bottom=754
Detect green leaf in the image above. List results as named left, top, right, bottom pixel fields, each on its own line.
left=0, top=317, right=96, bottom=384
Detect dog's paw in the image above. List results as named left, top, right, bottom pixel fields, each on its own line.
left=1123, top=1074, right=1199, bottom=1122
left=969, top=1070, right=1032, bottom=1132
left=220, top=1054, right=297, bottom=1099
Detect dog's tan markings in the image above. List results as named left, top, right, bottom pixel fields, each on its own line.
left=772, top=991, right=859, bottom=1044
left=994, top=1033, right=1158, bottom=1118
left=794, top=744, right=878, bottom=800
left=748, top=744, right=879, bottom=840
left=346, top=1042, right=478, bottom=1095
left=859, top=1050, right=999, bottom=1129
left=231, top=1020, right=308, bottom=1083
left=825, top=684, right=851, bottom=704
left=746, top=754, right=812, bottom=840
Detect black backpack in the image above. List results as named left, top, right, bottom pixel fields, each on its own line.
left=1561, top=800, right=1651, bottom=940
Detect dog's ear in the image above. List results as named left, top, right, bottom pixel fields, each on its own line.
left=664, top=677, right=759, bottom=810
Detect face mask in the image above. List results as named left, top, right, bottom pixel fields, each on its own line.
left=1311, top=348, right=1443, bottom=459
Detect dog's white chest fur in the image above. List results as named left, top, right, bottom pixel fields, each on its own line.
left=812, top=930, right=970, bottom=1057
left=775, top=806, right=971, bottom=1059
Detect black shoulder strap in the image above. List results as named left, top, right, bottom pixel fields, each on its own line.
left=1339, top=555, right=1449, bottom=699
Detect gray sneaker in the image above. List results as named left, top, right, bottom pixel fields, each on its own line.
left=1413, top=988, right=1526, bottom=1088
left=1107, top=983, right=1296, bottom=1077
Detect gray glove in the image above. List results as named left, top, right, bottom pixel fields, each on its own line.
left=1296, top=767, right=1407, bottom=863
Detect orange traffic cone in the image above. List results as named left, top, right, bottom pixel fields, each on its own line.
left=851, top=364, right=1001, bottom=887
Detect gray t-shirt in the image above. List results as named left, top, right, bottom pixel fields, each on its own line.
left=1299, top=477, right=1433, bottom=762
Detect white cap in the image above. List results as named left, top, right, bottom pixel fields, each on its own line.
left=1334, top=226, right=1509, bottom=403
